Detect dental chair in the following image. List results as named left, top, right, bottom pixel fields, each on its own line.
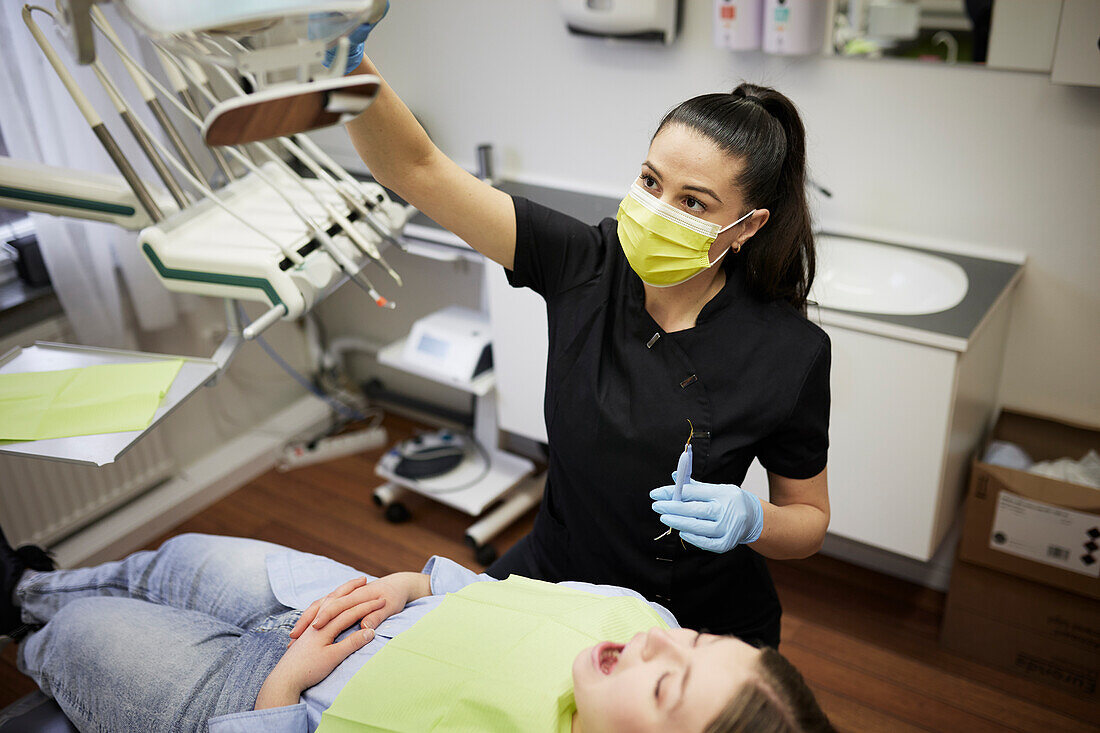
left=0, top=692, right=76, bottom=733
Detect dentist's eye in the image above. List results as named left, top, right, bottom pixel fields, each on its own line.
left=640, top=174, right=658, bottom=189
left=684, top=196, right=705, bottom=213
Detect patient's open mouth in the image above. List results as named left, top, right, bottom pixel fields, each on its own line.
left=593, top=642, right=624, bottom=674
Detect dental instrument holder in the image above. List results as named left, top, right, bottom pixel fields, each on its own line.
left=1, top=5, right=407, bottom=465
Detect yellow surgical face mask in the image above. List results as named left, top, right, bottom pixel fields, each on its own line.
left=616, top=181, right=755, bottom=287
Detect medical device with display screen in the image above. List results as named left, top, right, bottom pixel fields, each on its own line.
left=401, top=307, right=493, bottom=385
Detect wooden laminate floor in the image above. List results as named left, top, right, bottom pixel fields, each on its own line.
left=2, top=414, right=1097, bottom=731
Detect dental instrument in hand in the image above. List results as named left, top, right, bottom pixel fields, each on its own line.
left=655, top=420, right=694, bottom=540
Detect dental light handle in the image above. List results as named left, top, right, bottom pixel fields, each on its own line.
left=672, top=444, right=692, bottom=502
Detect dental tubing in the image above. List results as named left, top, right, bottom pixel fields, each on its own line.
left=22, top=5, right=163, bottom=223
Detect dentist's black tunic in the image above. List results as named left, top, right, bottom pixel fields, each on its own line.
left=487, top=197, right=830, bottom=647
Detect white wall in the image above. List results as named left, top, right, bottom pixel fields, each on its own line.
left=315, top=1, right=1100, bottom=427
left=136, top=299, right=316, bottom=469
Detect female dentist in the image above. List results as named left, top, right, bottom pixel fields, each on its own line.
left=342, top=19, right=830, bottom=649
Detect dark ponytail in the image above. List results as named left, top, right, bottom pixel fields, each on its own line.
left=653, top=83, right=815, bottom=312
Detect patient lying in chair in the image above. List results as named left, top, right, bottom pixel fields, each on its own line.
left=3, top=532, right=833, bottom=732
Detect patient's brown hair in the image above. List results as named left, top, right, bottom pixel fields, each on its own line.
left=704, top=646, right=835, bottom=733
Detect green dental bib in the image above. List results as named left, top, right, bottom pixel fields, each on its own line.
left=316, top=575, right=670, bottom=732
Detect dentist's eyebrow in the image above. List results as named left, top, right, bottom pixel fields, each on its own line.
left=642, top=161, right=722, bottom=204
left=683, top=184, right=722, bottom=204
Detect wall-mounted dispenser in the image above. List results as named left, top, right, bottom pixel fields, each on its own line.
left=560, top=0, right=681, bottom=45
left=762, top=0, right=830, bottom=55
left=714, top=0, right=764, bottom=51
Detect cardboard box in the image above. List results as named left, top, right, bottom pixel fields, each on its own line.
left=958, top=410, right=1100, bottom=600
left=941, top=560, right=1100, bottom=701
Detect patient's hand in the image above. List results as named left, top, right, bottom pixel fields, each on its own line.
left=289, top=572, right=431, bottom=645
left=255, top=598, right=376, bottom=710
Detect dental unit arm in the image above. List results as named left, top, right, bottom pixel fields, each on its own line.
left=1, top=0, right=409, bottom=379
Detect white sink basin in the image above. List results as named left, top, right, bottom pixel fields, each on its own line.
left=810, top=235, right=968, bottom=315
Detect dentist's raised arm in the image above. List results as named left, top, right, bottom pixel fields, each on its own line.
left=342, top=43, right=517, bottom=269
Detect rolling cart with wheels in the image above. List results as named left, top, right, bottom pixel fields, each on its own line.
left=372, top=323, right=539, bottom=565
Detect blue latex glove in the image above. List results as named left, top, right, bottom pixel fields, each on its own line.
left=650, top=472, right=764, bottom=553
left=321, top=1, right=389, bottom=72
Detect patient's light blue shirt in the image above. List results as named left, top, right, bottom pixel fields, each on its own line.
left=207, top=550, right=678, bottom=733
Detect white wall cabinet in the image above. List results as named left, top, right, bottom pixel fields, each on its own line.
left=741, top=297, right=1015, bottom=561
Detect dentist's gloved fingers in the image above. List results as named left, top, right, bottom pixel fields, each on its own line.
left=321, top=1, right=390, bottom=72
left=651, top=499, right=722, bottom=521
left=652, top=479, right=716, bottom=502
left=679, top=532, right=725, bottom=553
left=658, top=513, right=719, bottom=537
left=350, top=0, right=389, bottom=43
left=650, top=485, right=676, bottom=501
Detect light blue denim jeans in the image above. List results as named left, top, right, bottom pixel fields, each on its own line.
left=16, top=534, right=301, bottom=733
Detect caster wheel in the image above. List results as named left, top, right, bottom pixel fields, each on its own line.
left=474, top=544, right=497, bottom=566
left=384, top=502, right=411, bottom=523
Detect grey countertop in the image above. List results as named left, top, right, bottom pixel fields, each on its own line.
left=811, top=240, right=1022, bottom=341
left=403, top=177, right=1023, bottom=344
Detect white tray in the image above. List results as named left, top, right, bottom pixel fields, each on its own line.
left=0, top=341, right=218, bottom=466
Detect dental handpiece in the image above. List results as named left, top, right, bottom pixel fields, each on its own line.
left=672, top=442, right=693, bottom=502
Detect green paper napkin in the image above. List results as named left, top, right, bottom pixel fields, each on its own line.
left=0, top=359, right=184, bottom=440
